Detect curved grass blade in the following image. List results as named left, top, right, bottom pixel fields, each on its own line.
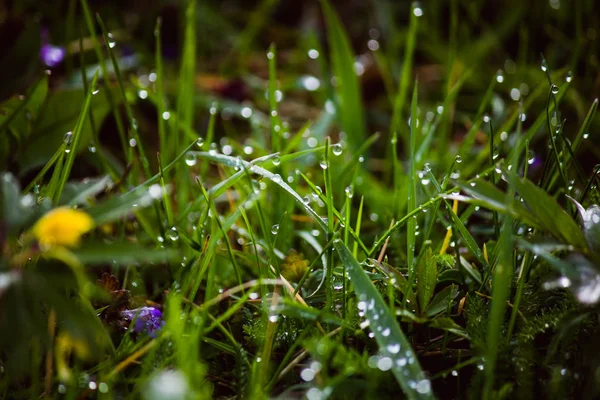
left=193, top=151, right=326, bottom=231
left=334, top=238, right=436, bottom=399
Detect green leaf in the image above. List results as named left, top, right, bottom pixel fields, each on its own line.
left=60, top=175, right=112, bottom=206
left=19, top=86, right=117, bottom=173
left=86, top=184, right=164, bottom=225
left=426, top=285, right=458, bottom=317
left=429, top=317, right=469, bottom=339
left=334, top=238, right=436, bottom=399
left=505, top=171, right=587, bottom=249
left=456, top=179, right=539, bottom=227
left=321, top=0, right=365, bottom=153
left=417, top=247, right=437, bottom=312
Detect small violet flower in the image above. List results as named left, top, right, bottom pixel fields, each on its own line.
left=40, top=44, right=66, bottom=68
left=40, top=28, right=65, bottom=68
left=121, top=307, right=165, bottom=337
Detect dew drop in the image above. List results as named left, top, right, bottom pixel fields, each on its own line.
left=565, top=71, right=573, bottom=82
left=167, top=227, right=179, bottom=241
left=272, top=155, right=281, bottom=166
left=63, top=131, right=73, bottom=145
left=271, top=224, right=279, bottom=235
left=332, top=143, right=343, bottom=156
left=185, top=152, right=197, bottom=166
left=345, top=185, right=354, bottom=198
left=107, top=33, right=116, bottom=48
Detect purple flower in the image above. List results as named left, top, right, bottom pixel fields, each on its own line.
left=121, top=307, right=165, bottom=337
left=40, top=44, right=66, bottom=68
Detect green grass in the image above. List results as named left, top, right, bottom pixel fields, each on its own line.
left=1, top=0, right=600, bottom=399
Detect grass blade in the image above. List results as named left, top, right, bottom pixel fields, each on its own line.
left=334, top=238, right=436, bottom=399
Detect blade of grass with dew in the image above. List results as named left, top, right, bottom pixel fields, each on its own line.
left=483, top=201, right=514, bottom=399
left=96, top=14, right=151, bottom=179
left=196, top=178, right=243, bottom=287
left=241, top=167, right=281, bottom=276
left=416, top=69, right=472, bottom=163
left=194, top=151, right=326, bottom=231
left=571, top=98, right=598, bottom=154
left=175, top=0, right=197, bottom=206
left=297, top=170, right=370, bottom=255
left=427, top=170, right=489, bottom=270
left=335, top=132, right=380, bottom=181
left=78, top=27, right=117, bottom=180
left=321, top=0, right=365, bottom=153
left=368, top=164, right=498, bottom=257
left=268, top=43, right=281, bottom=152
left=334, top=238, right=436, bottom=399
left=407, top=82, right=419, bottom=278
left=323, top=138, right=335, bottom=309
left=80, top=0, right=128, bottom=155
left=186, top=195, right=257, bottom=301
left=53, top=70, right=99, bottom=204
left=503, top=168, right=587, bottom=250
left=353, top=195, right=364, bottom=258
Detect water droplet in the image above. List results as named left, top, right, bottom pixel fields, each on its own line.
left=92, top=89, right=100, bottom=95
left=377, top=357, right=393, bottom=371
left=541, top=59, right=548, bottom=72
left=129, top=138, right=137, bottom=147
left=332, top=143, right=343, bottom=156
left=196, top=137, right=204, bottom=148
left=565, top=71, right=573, bottom=82
left=272, top=155, right=281, bottom=166
left=271, top=224, right=279, bottom=235
left=412, top=2, right=423, bottom=17
left=345, top=185, right=354, bottom=198
left=387, top=343, right=401, bottom=354
left=496, top=70, right=504, bottom=83
left=241, top=107, right=252, bottom=118
left=167, top=227, right=179, bottom=241
left=88, top=143, right=97, bottom=153
left=107, top=33, right=116, bottom=48
left=455, top=155, right=462, bottom=163
left=308, top=49, right=319, bottom=59
left=301, top=368, right=315, bottom=381
left=272, top=174, right=282, bottom=183
left=185, top=152, right=197, bottom=166
left=368, top=39, right=380, bottom=51
left=319, top=158, right=329, bottom=169
left=63, top=131, right=73, bottom=144
left=551, top=84, right=559, bottom=95
left=416, top=379, right=431, bottom=394
left=510, top=88, right=521, bottom=101
left=162, top=111, right=171, bottom=120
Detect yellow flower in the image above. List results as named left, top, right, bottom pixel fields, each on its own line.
left=33, top=207, right=94, bottom=249
left=281, top=250, right=309, bottom=282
